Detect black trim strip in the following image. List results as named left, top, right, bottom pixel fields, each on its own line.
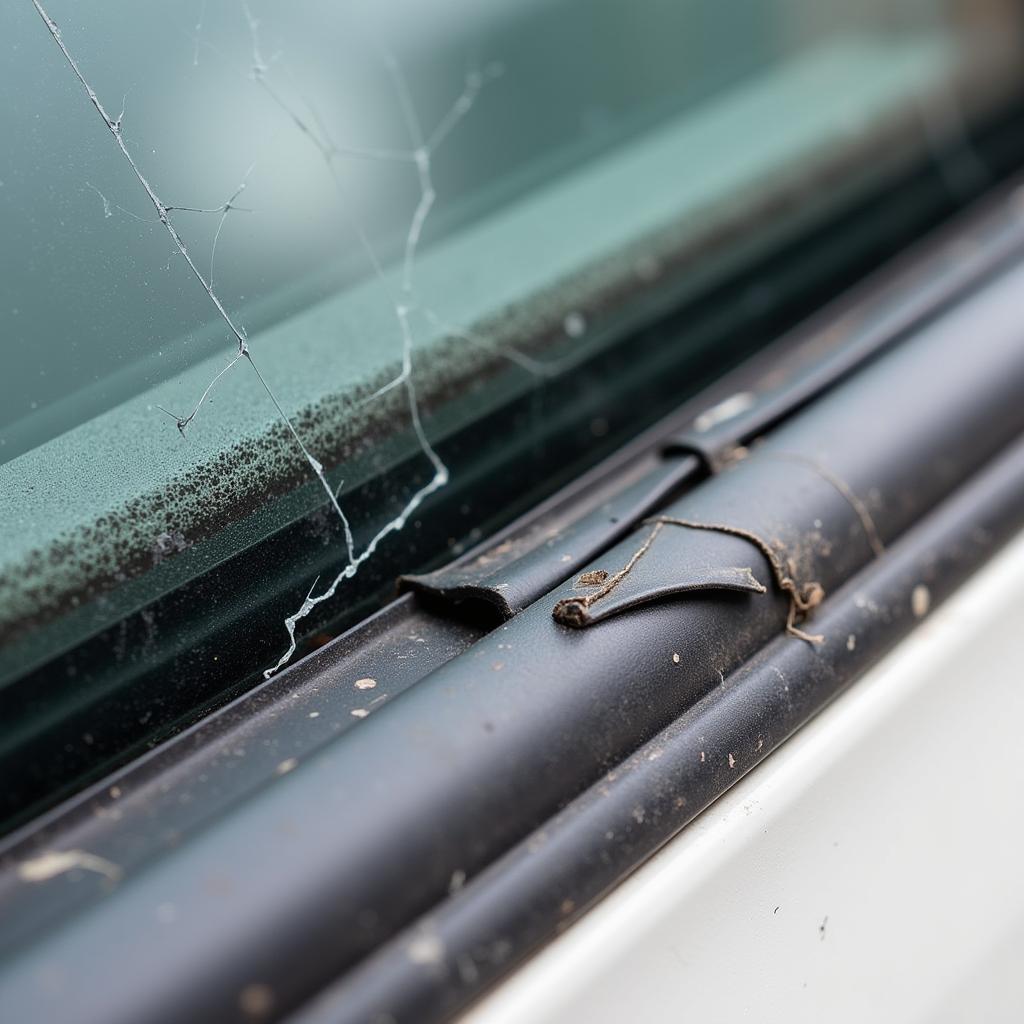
left=293, top=425, right=1024, bottom=1024
left=2, top=226, right=1023, bottom=1024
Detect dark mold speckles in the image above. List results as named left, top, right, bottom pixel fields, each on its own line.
left=0, top=356, right=417, bottom=637
left=151, top=530, right=192, bottom=566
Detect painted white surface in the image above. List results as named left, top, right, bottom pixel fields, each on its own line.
left=466, top=528, right=1024, bottom=1024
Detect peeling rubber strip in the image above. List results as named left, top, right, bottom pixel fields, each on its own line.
left=649, top=516, right=826, bottom=643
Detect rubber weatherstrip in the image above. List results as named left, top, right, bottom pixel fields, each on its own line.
left=290, top=426, right=1024, bottom=1024
left=1, top=228, right=1023, bottom=1024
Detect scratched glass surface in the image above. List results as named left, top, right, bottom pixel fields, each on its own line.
left=1, top=0, right=1020, bottom=685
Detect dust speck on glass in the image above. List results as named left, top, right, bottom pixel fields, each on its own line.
left=1, top=1, right=1022, bottom=754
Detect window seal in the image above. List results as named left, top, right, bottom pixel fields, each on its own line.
left=4, top=175, right=1024, bottom=1023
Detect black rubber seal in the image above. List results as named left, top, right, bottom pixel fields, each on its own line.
left=2, top=238, right=1024, bottom=1024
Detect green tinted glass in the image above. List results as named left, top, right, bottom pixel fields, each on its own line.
left=2, top=0, right=1022, bottom=826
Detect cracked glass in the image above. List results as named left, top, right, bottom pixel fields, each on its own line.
left=2, top=0, right=1023, bottom=824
